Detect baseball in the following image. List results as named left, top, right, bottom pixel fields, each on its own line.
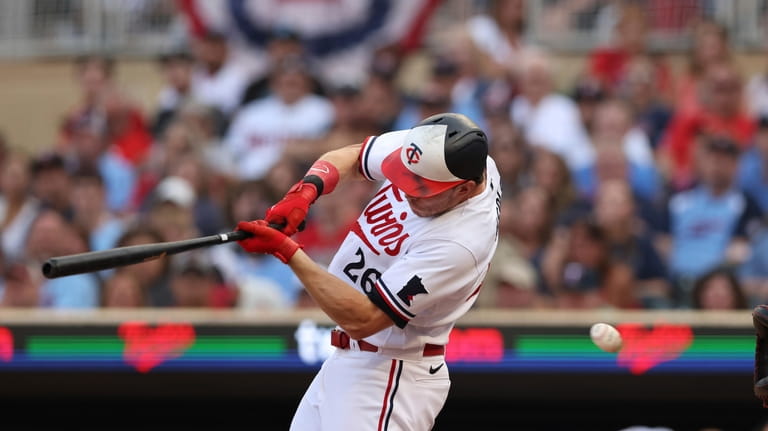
left=590, top=323, right=623, bottom=353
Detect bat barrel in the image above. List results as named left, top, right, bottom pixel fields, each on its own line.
left=41, top=230, right=251, bottom=279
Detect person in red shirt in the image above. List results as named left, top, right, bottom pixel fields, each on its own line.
left=588, top=3, right=673, bottom=97
left=660, top=62, right=755, bottom=190
left=673, top=17, right=732, bottom=115
left=58, top=56, right=152, bottom=166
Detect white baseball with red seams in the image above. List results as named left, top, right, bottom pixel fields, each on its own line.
left=590, top=323, right=623, bottom=353
left=290, top=129, right=502, bottom=430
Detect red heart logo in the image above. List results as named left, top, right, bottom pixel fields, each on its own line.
left=616, top=323, right=693, bottom=375
left=0, top=327, right=12, bottom=362
left=118, top=322, right=196, bottom=373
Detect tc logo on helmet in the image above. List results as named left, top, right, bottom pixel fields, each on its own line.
left=405, top=143, right=423, bottom=165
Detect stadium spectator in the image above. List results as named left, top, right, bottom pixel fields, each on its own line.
left=357, top=55, right=404, bottom=135
left=481, top=195, right=540, bottom=309
left=571, top=75, right=606, bottom=135
left=488, top=120, right=528, bottom=196
left=70, top=168, right=126, bottom=252
left=530, top=149, right=580, bottom=220
left=586, top=3, right=673, bottom=98
left=223, top=55, right=334, bottom=180
left=540, top=215, right=636, bottom=309
left=169, top=261, right=225, bottom=308
left=573, top=140, right=663, bottom=206
left=591, top=98, right=655, bottom=167
left=240, top=27, right=318, bottom=105
left=25, top=210, right=100, bottom=308
left=572, top=98, right=663, bottom=203
left=658, top=135, right=763, bottom=307
left=738, top=115, right=768, bottom=212
left=190, top=30, right=254, bottom=117
left=465, top=0, right=532, bottom=80
left=691, top=267, right=748, bottom=310
left=29, top=153, right=73, bottom=219
left=593, top=179, right=671, bottom=308
left=619, top=55, right=674, bottom=150
left=746, top=54, right=768, bottom=118
left=57, top=55, right=113, bottom=153
left=102, top=270, right=145, bottom=308
left=146, top=176, right=199, bottom=243
left=396, top=52, right=487, bottom=131
left=101, top=86, right=153, bottom=166
left=0, top=261, right=40, bottom=308
left=151, top=50, right=197, bottom=138
left=675, top=17, right=732, bottom=115
left=63, top=117, right=138, bottom=214
left=507, top=185, right=557, bottom=269
left=133, top=120, right=198, bottom=209
left=394, top=79, right=453, bottom=130
left=0, top=153, right=40, bottom=262
left=289, top=84, right=378, bottom=160
left=660, top=62, right=756, bottom=190
left=171, top=151, right=226, bottom=236
left=58, top=56, right=152, bottom=165
left=433, top=30, right=493, bottom=126
left=510, top=51, right=592, bottom=171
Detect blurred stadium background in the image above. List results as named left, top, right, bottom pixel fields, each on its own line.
left=1, top=0, right=768, bottom=430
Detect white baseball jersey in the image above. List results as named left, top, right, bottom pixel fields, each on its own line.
left=328, top=130, right=502, bottom=353
left=290, top=130, right=501, bottom=431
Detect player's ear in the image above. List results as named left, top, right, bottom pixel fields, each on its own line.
left=455, top=180, right=475, bottom=195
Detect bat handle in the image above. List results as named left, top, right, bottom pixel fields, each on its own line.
left=227, top=223, right=290, bottom=239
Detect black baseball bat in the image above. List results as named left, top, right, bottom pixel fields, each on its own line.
left=41, top=230, right=254, bottom=279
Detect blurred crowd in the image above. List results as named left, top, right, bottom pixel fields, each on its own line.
left=0, top=0, right=766, bottom=312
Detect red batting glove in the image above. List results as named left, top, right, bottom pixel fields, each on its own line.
left=265, top=181, right=317, bottom=236
left=236, top=220, right=302, bottom=264
left=265, top=160, right=340, bottom=236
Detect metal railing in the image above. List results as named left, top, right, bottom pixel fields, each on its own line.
left=0, top=0, right=765, bottom=59
left=0, top=0, right=182, bottom=58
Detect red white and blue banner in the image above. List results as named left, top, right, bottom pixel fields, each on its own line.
left=176, top=0, right=441, bottom=86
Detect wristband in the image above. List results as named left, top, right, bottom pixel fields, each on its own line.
left=302, top=160, right=340, bottom=197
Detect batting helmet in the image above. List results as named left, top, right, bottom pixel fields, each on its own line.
left=382, top=113, right=488, bottom=197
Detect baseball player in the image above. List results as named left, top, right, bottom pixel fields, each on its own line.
left=236, top=113, right=502, bottom=430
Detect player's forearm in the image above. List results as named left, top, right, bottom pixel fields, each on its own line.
left=288, top=250, right=390, bottom=339
left=317, top=143, right=365, bottom=184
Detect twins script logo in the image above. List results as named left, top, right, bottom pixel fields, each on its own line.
left=352, top=184, right=410, bottom=256
left=118, top=322, right=196, bottom=373
left=615, top=323, right=693, bottom=375
left=405, top=143, right=422, bottom=165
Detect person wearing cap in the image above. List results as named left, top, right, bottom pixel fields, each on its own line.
left=152, top=50, right=196, bottom=138
left=190, top=30, right=254, bottom=116
left=658, top=134, right=762, bottom=307
left=235, top=113, right=501, bottom=430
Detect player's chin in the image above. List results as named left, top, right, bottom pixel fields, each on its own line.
left=410, top=207, right=447, bottom=218
left=407, top=203, right=437, bottom=217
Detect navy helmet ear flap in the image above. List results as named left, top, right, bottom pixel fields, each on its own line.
left=416, top=113, right=488, bottom=180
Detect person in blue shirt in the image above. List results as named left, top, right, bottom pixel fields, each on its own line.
left=24, top=210, right=100, bottom=308
left=659, top=134, right=763, bottom=307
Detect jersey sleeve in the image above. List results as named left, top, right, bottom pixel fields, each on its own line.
left=358, top=130, right=408, bottom=182
left=365, top=239, right=482, bottom=329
